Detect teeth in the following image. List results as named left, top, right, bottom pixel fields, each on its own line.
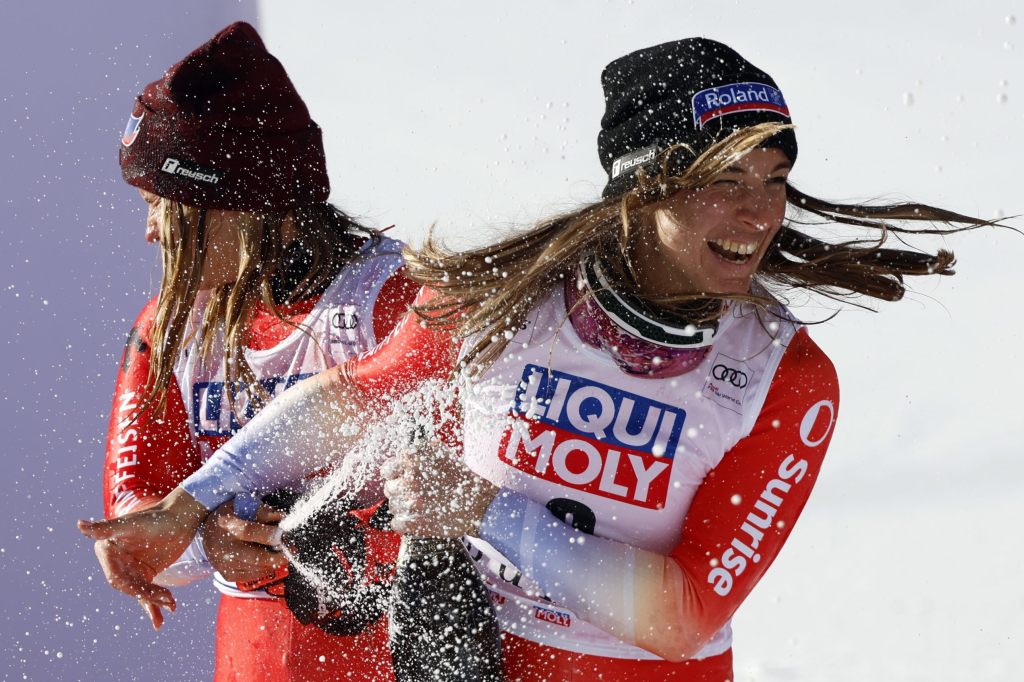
left=712, top=239, right=758, bottom=256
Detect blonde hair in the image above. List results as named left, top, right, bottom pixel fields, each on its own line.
left=144, top=199, right=378, bottom=413
left=404, top=123, right=998, bottom=371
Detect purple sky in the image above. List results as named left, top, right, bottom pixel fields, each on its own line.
left=1, top=4, right=256, bottom=679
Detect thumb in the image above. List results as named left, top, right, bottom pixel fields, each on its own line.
left=77, top=517, right=120, bottom=540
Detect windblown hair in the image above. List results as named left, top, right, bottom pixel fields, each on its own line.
left=404, top=123, right=999, bottom=371
left=144, top=200, right=378, bottom=412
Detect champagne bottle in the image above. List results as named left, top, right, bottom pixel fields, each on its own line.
left=389, top=428, right=503, bottom=681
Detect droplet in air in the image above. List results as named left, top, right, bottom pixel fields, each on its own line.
left=997, top=93, right=1009, bottom=104
left=902, top=92, right=915, bottom=106
left=1007, top=15, right=1017, bottom=25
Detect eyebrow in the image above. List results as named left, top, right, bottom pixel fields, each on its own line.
left=724, top=162, right=792, bottom=174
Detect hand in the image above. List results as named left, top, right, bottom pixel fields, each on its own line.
left=78, top=487, right=209, bottom=629
left=91, top=537, right=176, bottom=630
left=382, top=444, right=498, bottom=538
left=202, top=501, right=287, bottom=584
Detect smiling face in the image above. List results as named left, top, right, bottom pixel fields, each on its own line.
left=631, top=147, right=792, bottom=297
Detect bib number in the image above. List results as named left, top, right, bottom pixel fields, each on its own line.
left=545, top=498, right=596, bottom=535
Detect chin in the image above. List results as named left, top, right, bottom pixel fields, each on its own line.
left=713, top=281, right=755, bottom=296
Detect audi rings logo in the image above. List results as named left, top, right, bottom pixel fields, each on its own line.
left=712, top=364, right=748, bottom=388
left=332, top=306, right=359, bottom=330
left=702, top=352, right=752, bottom=414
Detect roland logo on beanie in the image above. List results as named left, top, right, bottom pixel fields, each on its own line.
left=691, top=82, right=790, bottom=129
left=598, top=38, right=798, bottom=198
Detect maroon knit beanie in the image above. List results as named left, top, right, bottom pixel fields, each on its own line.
left=119, top=22, right=329, bottom=212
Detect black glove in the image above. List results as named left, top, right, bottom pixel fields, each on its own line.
left=282, top=496, right=400, bottom=636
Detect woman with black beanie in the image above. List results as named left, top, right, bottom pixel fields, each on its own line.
left=83, top=38, right=1001, bottom=680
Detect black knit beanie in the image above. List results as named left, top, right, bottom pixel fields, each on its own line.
left=598, top=38, right=797, bottom=198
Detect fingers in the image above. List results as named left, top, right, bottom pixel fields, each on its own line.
left=383, top=476, right=415, bottom=509
left=204, top=503, right=288, bottom=578
left=78, top=514, right=161, bottom=544
left=382, top=454, right=417, bottom=497
left=231, top=539, right=287, bottom=568
left=217, top=546, right=288, bottom=583
left=77, top=517, right=119, bottom=541
left=139, top=599, right=166, bottom=630
left=389, top=514, right=410, bottom=534
left=204, top=516, right=288, bottom=582
left=380, top=455, right=406, bottom=481
left=268, top=526, right=284, bottom=548
left=384, top=474, right=426, bottom=535
left=93, top=540, right=176, bottom=609
left=216, top=514, right=285, bottom=548
left=389, top=512, right=451, bottom=538
left=255, top=505, right=285, bottom=525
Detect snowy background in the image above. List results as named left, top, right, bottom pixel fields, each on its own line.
left=1, top=1, right=1022, bottom=680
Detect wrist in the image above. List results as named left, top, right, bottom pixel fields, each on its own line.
left=160, top=486, right=210, bottom=533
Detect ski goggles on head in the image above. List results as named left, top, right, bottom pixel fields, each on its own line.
left=566, top=257, right=717, bottom=378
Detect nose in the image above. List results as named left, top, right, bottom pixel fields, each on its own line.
left=145, top=207, right=161, bottom=243
left=734, top=183, right=779, bottom=232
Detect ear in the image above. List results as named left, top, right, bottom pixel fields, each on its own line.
left=279, top=212, right=298, bottom=245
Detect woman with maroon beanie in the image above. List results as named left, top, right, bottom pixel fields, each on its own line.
left=83, top=37, right=1004, bottom=680
left=92, top=22, right=415, bottom=681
